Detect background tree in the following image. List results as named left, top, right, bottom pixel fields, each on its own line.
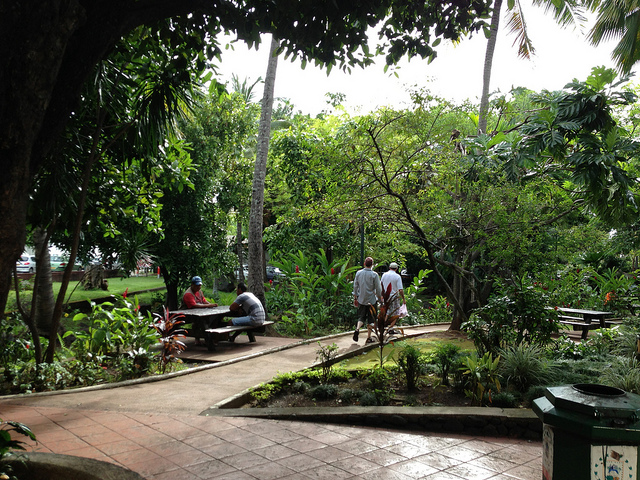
left=248, top=37, right=279, bottom=305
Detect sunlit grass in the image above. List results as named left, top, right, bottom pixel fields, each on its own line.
left=342, top=334, right=475, bottom=369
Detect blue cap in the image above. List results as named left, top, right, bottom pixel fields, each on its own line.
left=191, top=276, right=202, bottom=285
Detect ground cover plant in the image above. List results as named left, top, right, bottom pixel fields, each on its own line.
left=245, top=326, right=638, bottom=409
left=0, top=295, right=190, bottom=395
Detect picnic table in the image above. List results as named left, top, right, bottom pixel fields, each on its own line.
left=170, top=305, right=273, bottom=351
left=554, top=307, right=618, bottom=340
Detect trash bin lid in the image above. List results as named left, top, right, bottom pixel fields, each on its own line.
left=545, top=384, right=640, bottom=421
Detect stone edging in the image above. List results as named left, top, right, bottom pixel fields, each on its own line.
left=201, top=405, right=542, bottom=440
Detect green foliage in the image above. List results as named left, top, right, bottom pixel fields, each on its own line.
left=499, top=344, right=551, bottom=393
left=595, top=268, right=639, bottom=315
left=395, top=341, right=428, bottom=390
left=404, top=269, right=432, bottom=313
left=464, top=276, right=558, bottom=356
left=5, top=360, right=111, bottom=394
left=490, top=392, right=518, bottom=408
left=432, top=342, right=461, bottom=386
left=63, top=296, right=158, bottom=362
left=0, top=313, right=34, bottom=366
left=0, top=418, right=36, bottom=470
left=267, top=250, right=358, bottom=336
left=249, top=367, right=350, bottom=405
left=308, top=384, right=338, bottom=400
left=549, top=328, right=621, bottom=361
left=600, top=357, right=640, bottom=394
left=425, top=295, right=453, bottom=324
left=363, top=366, right=393, bottom=405
left=315, top=342, right=339, bottom=383
left=151, top=307, right=188, bottom=373
left=459, top=352, right=502, bottom=406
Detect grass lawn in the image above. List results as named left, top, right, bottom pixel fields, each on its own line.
left=7, top=276, right=238, bottom=313
left=342, top=330, right=475, bottom=369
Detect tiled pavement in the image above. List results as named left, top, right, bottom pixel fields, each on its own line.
left=1, top=326, right=542, bottom=479
left=2, top=402, right=541, bottom=479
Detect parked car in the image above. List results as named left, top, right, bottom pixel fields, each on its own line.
left=50, top=255, right=83, bottom=271
left=266, top=265, right=285, bottom=281
left=16, top=254, right=36, bottom=273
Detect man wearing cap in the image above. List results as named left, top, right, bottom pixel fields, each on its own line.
left=183, top=276, right=217, bottom=346
left=352, top=256, right=382, bottom=343
left=377, top=262, right=405, bottom=338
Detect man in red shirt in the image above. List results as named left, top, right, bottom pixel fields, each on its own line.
left=182, top=276, right=217, bottom=345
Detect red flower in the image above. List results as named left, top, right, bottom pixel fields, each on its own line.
left=554, top=306, right=558, bottom=310
left=331, top=268, right=335, bottom=275
left=295, top=265, right=300, bottom=273
left=25, top=343, right=30, bottom=349
left=123, top=288, right=128, bottom=298
left=269, top=279, right=273, bottom=285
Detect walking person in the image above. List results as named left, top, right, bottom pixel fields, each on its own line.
left=379, top=262, right=405, bottom=334
left=352, top=257, right=382, bottom=343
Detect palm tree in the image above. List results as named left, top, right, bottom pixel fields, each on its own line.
left=478, top=0, right=585, bottom=134
left=587, top=0, right=640, bottom=74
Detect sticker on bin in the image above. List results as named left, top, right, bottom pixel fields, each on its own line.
left=591, top=445, right=637, bottom=480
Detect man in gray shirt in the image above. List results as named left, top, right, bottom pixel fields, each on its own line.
left=229, top=282, right=266, bottom=326
left=352, top=256, right=382, bottom=342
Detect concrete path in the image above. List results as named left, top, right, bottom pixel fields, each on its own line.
left=0, top=325, right=542, bottom=479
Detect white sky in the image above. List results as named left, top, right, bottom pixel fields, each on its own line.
left=214, top=4, right=628, bottom=116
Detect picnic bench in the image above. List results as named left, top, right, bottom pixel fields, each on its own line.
left=554, top=307, right=616, bottom=340
left=205, top=321, right=275, bottom=351
left=170, top=306, right=274, bottom=351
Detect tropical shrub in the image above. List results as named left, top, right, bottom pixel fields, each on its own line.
left=431, top=342, right=461, bottom=386
left=459, top=352, right=501, bottom=406
left=463, top=275, right=558, bottom=356
left=151, top=307, right=187, bottom=373
left=395, top=341, right=428, bottom=391
left=425, top=295, right=452, bottom=324
left=600, top=357, right=640, bottom=394
left=1, top=418, right=36, bottom=480
left=267, top=249, right=358, bottom=336
left=499, top=344, right=551, bottom=393
left=63, top=296, right=157, bottom=362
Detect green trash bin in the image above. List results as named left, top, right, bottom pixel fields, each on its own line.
left=533, top=384, right=640, bottom=480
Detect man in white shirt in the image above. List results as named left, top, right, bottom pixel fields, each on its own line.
left=377, top=262, right=405, bottom=337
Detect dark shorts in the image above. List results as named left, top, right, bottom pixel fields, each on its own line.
left=358, top=303, right=377, bottom=325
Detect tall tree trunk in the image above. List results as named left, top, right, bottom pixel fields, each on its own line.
left=163, top=266, right=179, bottom=310
left=236, top=212, right=245, bottom=283
left=32, top=227, right=55, bottom=333
left=478, top=0, right=503, bottom=135
left=248, top=36, right=279, bottom=306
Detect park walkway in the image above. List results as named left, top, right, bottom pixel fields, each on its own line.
left=0, top=325, right=542, bottom=479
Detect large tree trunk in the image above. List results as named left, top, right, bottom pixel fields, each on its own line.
left=248, top=36, right=279, bottom=306
left=163, top=266, right=179, bottom=310
left=477, top=0, right=502, bottom=135
left=0, top=2, right=84, bottom=316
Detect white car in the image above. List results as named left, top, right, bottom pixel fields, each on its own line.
left=16, top=254, right=37, bottom=273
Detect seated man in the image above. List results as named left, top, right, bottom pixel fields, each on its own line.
left=229, top=282, right=265, bottom=326
left=182, top=276, right=217, bottom=345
